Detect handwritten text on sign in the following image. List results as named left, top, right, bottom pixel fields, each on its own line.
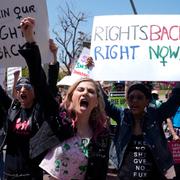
left=72, top=47, right=91, bottom=78
left=1, top=0, right=49, bottom=68
left=90, top=15, right=180, bottom=81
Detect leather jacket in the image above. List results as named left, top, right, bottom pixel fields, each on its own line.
left=0, top=86, right=11, bottom=151
left=18, top=42, right=111, bottom=180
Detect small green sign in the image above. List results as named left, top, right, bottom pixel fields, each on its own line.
left=109, top=92, right=127, bottom=125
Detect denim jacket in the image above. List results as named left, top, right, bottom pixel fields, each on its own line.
left=104, top=87, right=180, bottom=176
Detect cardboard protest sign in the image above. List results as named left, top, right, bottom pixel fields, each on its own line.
left=90, top=15, right=180, bottom=81
left=1, top=0, right=50, bottom=68
left=72, top=47, right=91, bottom=78
left=57, top=47, right=93, bottom=87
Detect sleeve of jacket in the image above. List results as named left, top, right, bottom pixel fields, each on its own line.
left=0, top=85, right=12, bottom=128
left=18, top=43, right=75, bottom=159
left=48, top=62, right=59, bottom=97
left=158, top=83, right=180, bottom=121
left=102, top=89, right=123, bottom=125
left=18, top=43, right=58, bottom=116
left=85, top=129, right=111, bottom=180
left=0, top=85, right=12, bottom=111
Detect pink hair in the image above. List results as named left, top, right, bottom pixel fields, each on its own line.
left=62, top=77, right=108, bottom=139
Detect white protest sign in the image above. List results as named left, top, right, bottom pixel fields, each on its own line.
left=72, top=47, right=91, bottom=78
left=0, top=0, right=50, bottom=68
left=7, top=67, right=22, bottom=91
left=57, top=47, right=91, bottom=87
left=90, top=15, right=180, bottom=81
left=0, top=68, right=6, bottom=86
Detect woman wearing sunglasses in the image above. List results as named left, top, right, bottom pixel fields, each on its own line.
left=0, top=76, right=41, bottom=180
left=0, top=30, right=66, bottom=180
left=104, top=83, right=180, bottom=180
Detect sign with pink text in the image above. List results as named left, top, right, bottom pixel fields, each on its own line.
left=1, top=0, right=50, bottom=68
left=72, top=47, right=91, bottom=78
left=168, top=140, right=180, bottom=164
left=90, top=15, right=180, bottom=81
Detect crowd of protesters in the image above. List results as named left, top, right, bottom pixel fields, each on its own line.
left=0, top=16, right=179, bottom=180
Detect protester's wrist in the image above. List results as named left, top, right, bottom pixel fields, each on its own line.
left=26, top=38, right=35, bottom=43
left=25, top=41, right=36, bottom=48
left=25, top=34, right=35, bottom=43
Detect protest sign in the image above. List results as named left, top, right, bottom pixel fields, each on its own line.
left=0, top=0, right=50, bottom=68
left=168, top=140, right=180, bottom=164
left=57, top=47, right=92, bottom=87
left=72, top=47, right=91, bottom=78
left=7, top=67, right=22, bottom=92
left=90, top=15, right=180, bottom=81
left=0, top=68, right=6, bottom=86
left=109, top=91, right=127, bottom=125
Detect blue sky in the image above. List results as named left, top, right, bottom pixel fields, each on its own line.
left=46, top=0, right=180, bottom=38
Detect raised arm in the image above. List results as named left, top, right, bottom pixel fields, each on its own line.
left=18, top=17, right=58, bottom=115
left=0, top=85, right=12, bottom=128
left=0, top=85, right=12, bottom=110
left=158, top=82, right=180, bottom=122
left=167, top=118, right=180, bottom=140
left=12, top=70, right=20, bottom=99
left=48, top=39, right=59, bottom=97
left=100, top=83, right=123, bottom=124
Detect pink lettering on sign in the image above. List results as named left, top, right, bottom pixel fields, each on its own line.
left=150, top=25, right=180, bottom=41
left=168, top=140, right=180, bottom=164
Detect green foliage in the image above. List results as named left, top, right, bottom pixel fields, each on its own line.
left=22, top=66, right=29, bottom=77
left=58, top=70, right=69, bottom=81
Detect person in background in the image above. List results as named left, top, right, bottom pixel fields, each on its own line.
left=0, top=85, right=11, bottom=180
left=0, top=76, right=47, bottom=180
left=0, top=152, right=3, bottom=180
left=19, top=17, right=111, bottom=180
left=101, top=81, right=112, bottom=96
left=167, top=111, right=180, bottom=141
left=167, top=107, right=180, bottom=180
left=103, top=82, right=180, bottom=180
left=149, top=89, right=162, bottom=108
left=0, top=148, right=3, bottom=180
left=0, top=27, right=66, bottom=180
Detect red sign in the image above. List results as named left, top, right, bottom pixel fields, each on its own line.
left=168, top=140, right=180, bottom=164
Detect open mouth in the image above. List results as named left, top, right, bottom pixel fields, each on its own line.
left=20, top=94, right=27, bottom=100
left=80, top=99, right=89, bottom=108
left=130, top=105, right=139, bottom=110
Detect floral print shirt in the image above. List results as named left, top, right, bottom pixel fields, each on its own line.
left=39, top=135, right=90, bottom=180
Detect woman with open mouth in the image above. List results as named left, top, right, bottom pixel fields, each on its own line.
left=18, top=17, right=111, bottom=180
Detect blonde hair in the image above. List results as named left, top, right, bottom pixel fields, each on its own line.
left=63, top=77, right=107, bottom=137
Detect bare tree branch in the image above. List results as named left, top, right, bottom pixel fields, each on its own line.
left=52, top=2, right=90, bottom=76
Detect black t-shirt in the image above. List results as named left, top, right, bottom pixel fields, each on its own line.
left=4, top=108, right=33, bottom=176
left=118, top=134, right=162, bottom=180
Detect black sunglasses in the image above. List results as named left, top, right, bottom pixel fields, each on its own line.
left=15, top=84, right=33, bottom=91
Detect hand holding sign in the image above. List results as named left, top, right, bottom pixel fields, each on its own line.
left=86, top=57, right=94, bottom=69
